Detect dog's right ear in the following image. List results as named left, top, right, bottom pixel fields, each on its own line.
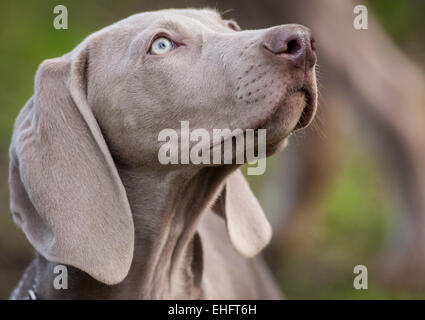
left=9, top=44, right=134, bottom=285
left=214, top=170, right=272, bottom=258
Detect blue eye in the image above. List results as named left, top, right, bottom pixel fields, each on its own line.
left=149, top=37, right=175, bottom=55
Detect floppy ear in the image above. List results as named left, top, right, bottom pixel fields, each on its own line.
left=220, top=169, right=272, bottom=257
left=9, top=45, right=134, bottom=285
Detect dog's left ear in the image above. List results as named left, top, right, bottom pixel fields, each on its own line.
left=219, top=170, right=272, bottom=257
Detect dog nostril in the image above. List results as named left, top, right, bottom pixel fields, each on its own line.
left=285, top=39, right=302, bottom=55
left=263, top=26, right=316, bottom=68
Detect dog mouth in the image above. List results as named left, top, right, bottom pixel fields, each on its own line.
left=292, top=86, right=316, bottom=131
left=209, top=83, right=316, bottom=151
left=257, top=83, right=317, bottom=134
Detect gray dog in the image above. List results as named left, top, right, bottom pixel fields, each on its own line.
left=9, top=8, right=317, bottom=299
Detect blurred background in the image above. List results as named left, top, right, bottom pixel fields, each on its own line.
left=1, top=0, right=425, bottom=299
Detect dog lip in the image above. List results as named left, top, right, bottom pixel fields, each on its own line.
left=209, top=83, right=316, bottom=151
left=292, top=85, right=316, bottom=131
left=254, top=83, right=315, bottom=132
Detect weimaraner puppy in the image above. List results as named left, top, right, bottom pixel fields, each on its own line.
left=9, top=8, right=317, bottom=299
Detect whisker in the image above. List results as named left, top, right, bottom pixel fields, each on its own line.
left=221, top=8, right=235, bottom=16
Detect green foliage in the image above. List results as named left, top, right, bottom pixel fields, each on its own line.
left=368, top=0, right=425, bottom=46
left=278, top=145, right=410, bottom=299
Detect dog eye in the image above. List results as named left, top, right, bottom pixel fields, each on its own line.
left=149, top=37, right=175, bottom=55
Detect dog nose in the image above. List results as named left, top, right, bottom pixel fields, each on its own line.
left=262, top=25, right=316, bottom=69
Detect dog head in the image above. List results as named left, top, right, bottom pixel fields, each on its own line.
left=87, top=9, right=317, bottom=165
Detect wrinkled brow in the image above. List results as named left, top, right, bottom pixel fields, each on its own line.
left=154, top=20, right=188, bottom=34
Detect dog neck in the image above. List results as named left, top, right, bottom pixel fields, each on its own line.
left=29, top=164, right=235, bottom=299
